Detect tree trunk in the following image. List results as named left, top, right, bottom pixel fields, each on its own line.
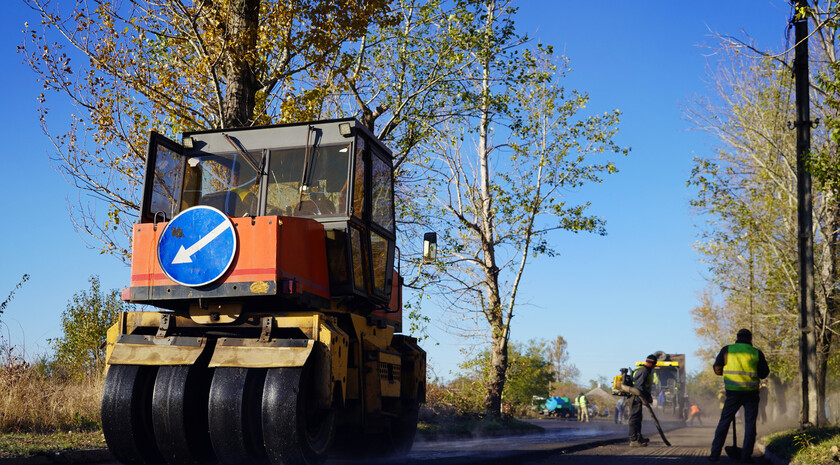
left=816, top=340, right=830, bottom=424
left=477, top=0, right=506, bottom=417
left=818, top=196, right=840, bottom=425
left=769, top=376, right=787, bottom=421
left=485, top=322, right=508, bottom=415
left=222, top=0, right=260, bottom=128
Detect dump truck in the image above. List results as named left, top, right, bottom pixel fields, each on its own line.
left=611, top=351, right=687, bottom=419
left=101, top=118, right=429, bottom=465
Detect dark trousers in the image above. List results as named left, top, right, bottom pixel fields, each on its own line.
left=710, top=390, right=760, bottom=459
left=628, top=396, right=644, bottom=441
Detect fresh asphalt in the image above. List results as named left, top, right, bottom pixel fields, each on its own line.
left=1, top=417, right=790, bottom=465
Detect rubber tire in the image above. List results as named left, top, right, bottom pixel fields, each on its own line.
left=101, top=364, right=164, bottom=465
left=387, top=399, right=420, bottom=456
left=208, top=367, right=269, bottom=465
left=152, top=365, right=215, bottom=465
left=262, top=367, right=335, bottom=465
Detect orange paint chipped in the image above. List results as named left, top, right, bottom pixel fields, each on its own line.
left=129, top=215, right=329, bottom=300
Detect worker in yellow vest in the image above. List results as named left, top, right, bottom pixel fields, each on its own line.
left=708, top=329, right=769, bottom=463
left=578, top=393, right=590, bottom=422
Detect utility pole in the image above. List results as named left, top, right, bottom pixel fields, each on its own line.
left=792, top=0, right=819, bottom=428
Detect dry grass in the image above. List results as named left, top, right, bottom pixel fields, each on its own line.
left=0, top=361, right=103, bottom=433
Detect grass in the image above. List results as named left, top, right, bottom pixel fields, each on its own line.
left=418, top=413, right=543, bottom=439
left=762, top=426, right=840, bottom=465
left=0, top=362, right=545, bottom=456
left=0, top=362, right=103, bottom=433
left=0, top=431, right=106, bottom=458
left=0, top=360, right=105, bottom=458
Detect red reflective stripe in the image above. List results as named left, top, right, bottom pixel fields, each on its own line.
left=229, top=268, right=277, bottom=277
left=132, top=268, right=278, bottom=282
left=131, top=273, right=168, bottom=281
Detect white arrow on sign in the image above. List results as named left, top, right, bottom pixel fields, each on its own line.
left=171, top=221, right=232, bottom=264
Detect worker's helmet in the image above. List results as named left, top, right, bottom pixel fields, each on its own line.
left=645, top=354, right=658, bottom=365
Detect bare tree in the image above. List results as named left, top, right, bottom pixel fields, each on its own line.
left=688, top=6, right=840, bottom=421
left=547, top=335, right=579, bottom=384
left=410, top=8, right=627, bottom=413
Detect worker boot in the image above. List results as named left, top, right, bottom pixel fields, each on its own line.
left=629, top=440, right=648, bottom=447
left=639, top=436, right=650, bottom=444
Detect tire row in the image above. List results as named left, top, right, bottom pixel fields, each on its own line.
left=101, top=364, right=333, bottom=465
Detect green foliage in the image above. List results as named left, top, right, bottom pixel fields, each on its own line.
left=456, top=339, right=554, bottom=413
left=397, top=0, right=626, bottom=415
left=686, top=367, right=721, bottom=401
left=814, top=56, right=840, bottom=194
left=763, top=427, right=840, bottom=465
left=686, top=50, right=804, bottom=379
left=502, top=341, right=555, bottom=407
left=49, top=276, right=129, bottom=379
left=794, top=431, right=816, bottom=449
left=21, top=0, right=396, bottom=260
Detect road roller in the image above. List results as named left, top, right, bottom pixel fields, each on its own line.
left=101, top=118, right=429, bottom=465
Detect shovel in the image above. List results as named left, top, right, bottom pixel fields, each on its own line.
left=724, top=416, right=741, bottom=459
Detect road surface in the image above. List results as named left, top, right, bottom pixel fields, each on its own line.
left=9, top=417, right=785, bottom=465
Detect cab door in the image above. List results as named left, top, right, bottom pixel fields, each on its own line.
left=139, top=131, right=186, bottom=223
left=344, top=134, right=395, bottom=305
left=367, top=147, right=396, bottom=301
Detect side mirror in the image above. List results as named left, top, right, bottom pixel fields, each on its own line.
left=423, top=232, right=437, bottom=264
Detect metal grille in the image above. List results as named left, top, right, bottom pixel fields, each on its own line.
left=378, top=362, right=401, bottom=383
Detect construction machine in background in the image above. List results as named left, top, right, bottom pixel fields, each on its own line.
left=541, top=396, right=576, bottom=418
left=611, top=351, right=687, bottom=420
left=101, top=119, right=430, bottom=465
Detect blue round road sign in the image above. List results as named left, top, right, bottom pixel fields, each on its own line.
left=158, top=206, right=237, bottom=287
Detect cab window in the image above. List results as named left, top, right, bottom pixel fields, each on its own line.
left=371, top=154, right=394, bottom=232
left=370, top=231, right=389, bottom=293
left=182, top=153, right=259, bottom=217
left=350, top=226, right=367, bottom=291
left=352, top=138, right=366, bottom=218
left=266, top=144, right=350, bottom=217
left=148, top=143, right=184, bottom=220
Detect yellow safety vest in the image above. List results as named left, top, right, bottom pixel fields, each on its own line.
left=723, top=343, right=760, bottom=391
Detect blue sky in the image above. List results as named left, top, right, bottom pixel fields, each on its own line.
left=0, top=1, right=793, bottom=384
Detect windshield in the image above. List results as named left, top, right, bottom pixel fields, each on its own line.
left=266, top=143, right=351, bottom=217
left=181, top=152, right=260, bottom=217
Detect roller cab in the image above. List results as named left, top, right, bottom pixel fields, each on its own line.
left=102, top=119, right=426, bottom=465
